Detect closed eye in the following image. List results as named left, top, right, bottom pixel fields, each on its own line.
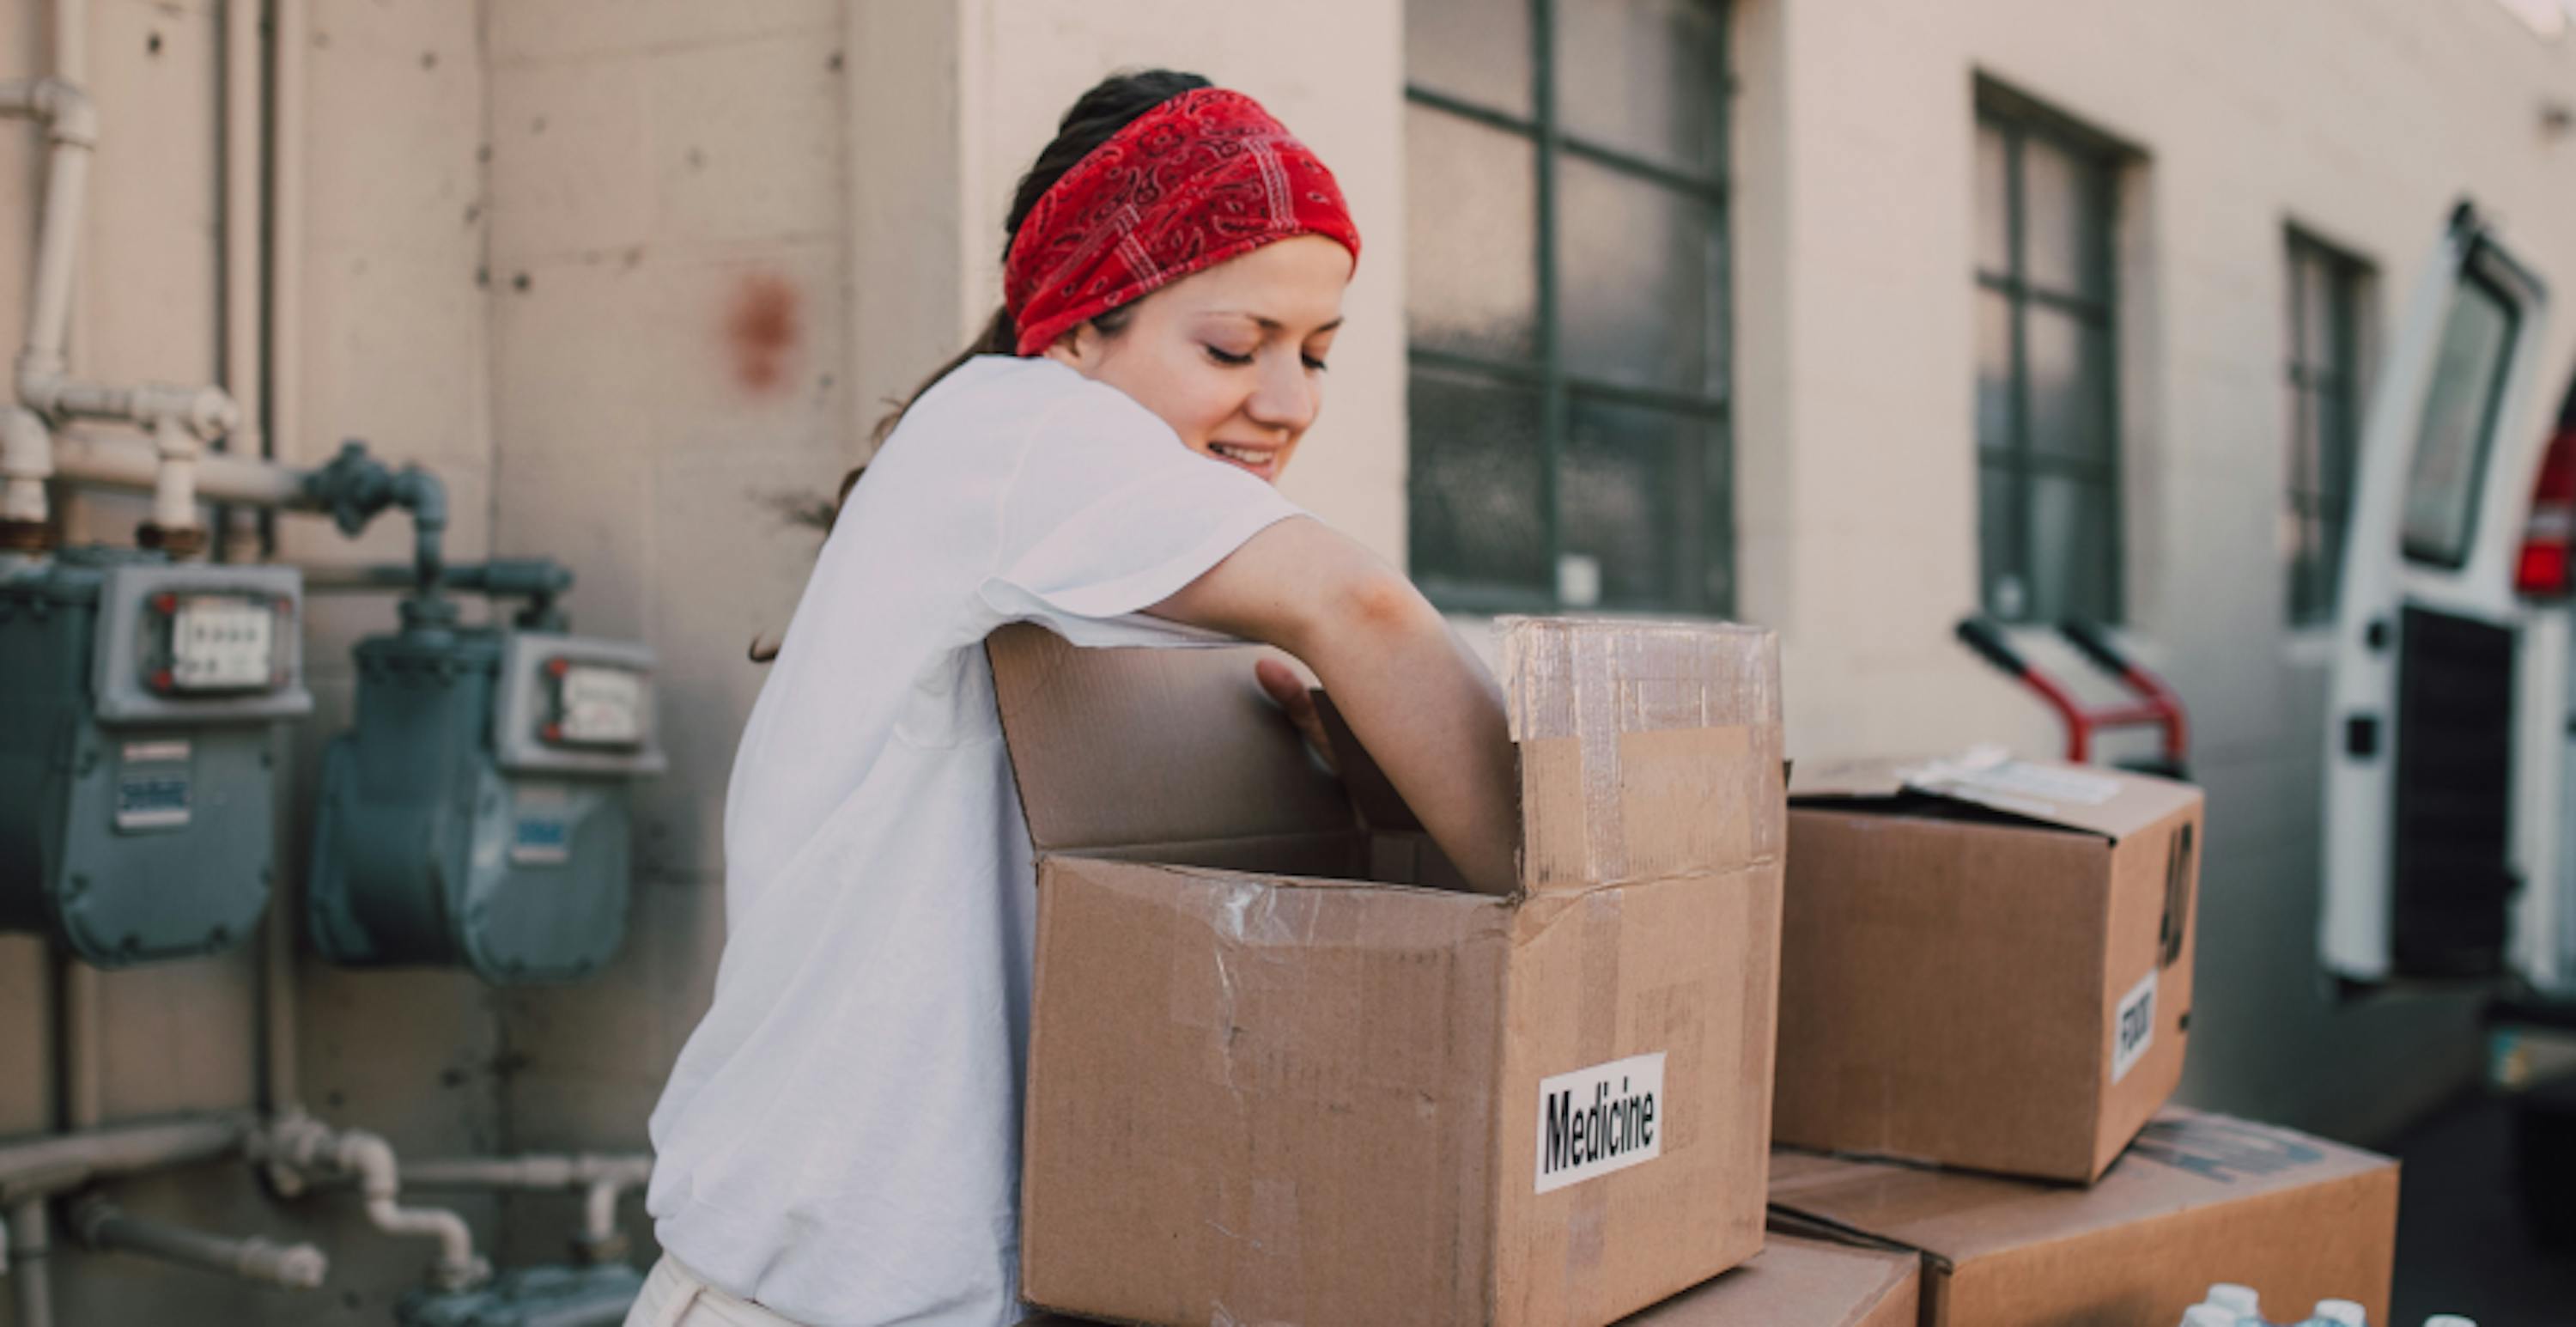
left=1205, top=345, right=1253, bottom=366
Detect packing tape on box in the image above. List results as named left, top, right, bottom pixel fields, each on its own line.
left=1503, top=618, right=1783, bottom=891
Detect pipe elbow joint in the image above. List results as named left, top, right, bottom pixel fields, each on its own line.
left=9, top=79, right=100, bottom=146
left=41, top=81, right=96, bottom=147
left=240, top=1237, right=329, bottom=1291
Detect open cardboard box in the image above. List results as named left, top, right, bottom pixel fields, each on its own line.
left=1776, top=754, right=2204, bottom=1181
left=993, top=618, right=1785, bottom=1327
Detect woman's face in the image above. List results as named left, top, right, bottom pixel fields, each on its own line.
left=1044, top=234, right=1352, bottom=484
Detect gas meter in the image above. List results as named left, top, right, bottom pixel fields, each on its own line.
left=307, top=579, right=663, bottom=984
left=0, top=550, right=312, bottom=965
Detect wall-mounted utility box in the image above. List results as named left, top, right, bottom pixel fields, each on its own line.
left=0, top=551, right=311, bottom=965
left=307, top=626, right=663, bottom=983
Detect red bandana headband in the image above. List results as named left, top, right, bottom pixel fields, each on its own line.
left=1003, top=88, right=1362, bottom=357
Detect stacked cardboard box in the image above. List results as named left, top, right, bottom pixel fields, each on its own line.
left=1769, top=1109, right=2398, bottom=1324
left=1770, top=755, right=2400, bottom=1324
left=1777, top=756, right=2202, bottom=1182
left=995, top=621, right=2403, bottom=1325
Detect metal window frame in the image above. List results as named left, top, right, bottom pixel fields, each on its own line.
left=2284, top=228, right=2369, bottom=626
left=1974, top=87, right=2125, bottom=624
left=1403, top=0, right=1735, bottom=616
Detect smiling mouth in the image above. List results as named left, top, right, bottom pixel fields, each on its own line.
left=1208, top=441, right=1279, bottom=474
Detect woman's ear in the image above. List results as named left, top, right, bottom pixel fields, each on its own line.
left=1042, top=323, right=1097, bottom=372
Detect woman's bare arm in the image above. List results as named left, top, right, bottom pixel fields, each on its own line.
left=1149, top=516, right=1518, bottom=895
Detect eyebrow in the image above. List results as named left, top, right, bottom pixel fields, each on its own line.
left=1207, top=311, right=1345, bottom=335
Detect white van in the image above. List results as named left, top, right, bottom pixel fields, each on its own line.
left=2322, top=202, right=2576, bottom=998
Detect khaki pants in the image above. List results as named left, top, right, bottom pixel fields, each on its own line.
left=623, top=1254, right=808, bottom=1327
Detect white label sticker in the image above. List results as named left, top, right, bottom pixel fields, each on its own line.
left=170, top=596, right=277, bottom=691
left=510, top=784, right=572, bottom=866
left=1947, top=760, right=2123, bottom=808
left=1534, top=1052, right=1665, bottom=1194
left=556, top=664, right=646, bottom=745
left=2111, top=969, right=2157, bottom=1084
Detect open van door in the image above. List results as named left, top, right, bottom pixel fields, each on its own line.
left=2323, top=203, right=2557, bottom=987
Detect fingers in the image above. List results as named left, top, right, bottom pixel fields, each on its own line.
left=1254, top=656, right=1315, bottom=721
left=1254, top=656, right=1338, bottom=775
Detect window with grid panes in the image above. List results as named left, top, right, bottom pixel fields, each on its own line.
left=1974, top=88, right=2122, bottom=624
left=1403, top=0, right=1733, bottom=614
left=2284, top=231, right=2368, bottom=626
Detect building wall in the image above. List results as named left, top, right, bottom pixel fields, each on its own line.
left=1730, top=0, right=2576, bottom=1142
left=3, top=0, right=2573, bottom=1320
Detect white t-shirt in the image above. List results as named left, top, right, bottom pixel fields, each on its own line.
left=645, top=356, right=1303, bottom=1326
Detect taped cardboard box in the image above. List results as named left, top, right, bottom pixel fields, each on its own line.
left=1768, top=1109, right=2400, bottom=1326
left=1776, top=755, right=2203, bottom=1181
left=1024, top=1233, right=1912, bottom=1327
left=994, top=618, right=1786, bottom=1327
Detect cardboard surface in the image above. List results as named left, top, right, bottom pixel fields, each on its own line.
left=1026, top=1233, right=1915, bottom=1327
left=1624, top=1235, right=1917, bottom=1326
left=989, top=625, right=1355, bottom=854
left=1002, top=618, right=1785, bottom=1327
left=1774, top=758, right=2202, bottom=1181
left=1769, top=1109, right=2401, bottom=1326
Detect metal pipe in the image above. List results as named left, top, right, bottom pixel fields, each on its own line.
left=252, top=1115, right=489, bottom=1292
left=58, top=961, right=99, bottom=1135
left=272, top=0, right=307, bottom=467
left=49, top=430, right=312, bottom=508
left=1, top=407, right=45, bottom=530
left=297, top=558, right=573, bottom=597
left=9, top=1199, right=52, bottom=1327
left=0, top=1115, right=256, bottom=1204
left=0, top=76, right=94, bottom=548
left=400, top=1154, right=649, bottom=1262
left=0, top=76, right=94, bottom=387
left=68, top=1195, right=327, bottom=1291
left=145, top=413, right=204, bottom=551
left=222, top=0, right=263, bottom=467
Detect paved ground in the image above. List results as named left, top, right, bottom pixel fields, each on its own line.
left=2389, top=1089, right=2576, bottom=1325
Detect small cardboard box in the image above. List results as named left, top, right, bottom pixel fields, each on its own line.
left=1777, top=756, right=2204, bottom=1181
left=1768, top=1109, right=2401, bottom=1326
left=1625, top=1233, right=1917, bottom=1326
left=995, top=618, right=1786, bottom=1327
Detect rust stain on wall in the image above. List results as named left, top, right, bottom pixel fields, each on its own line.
left=726, top=274, right=801, bottom=393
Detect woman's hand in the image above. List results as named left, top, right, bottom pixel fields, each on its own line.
left=1255, top=656, right=1338, bottom=774
left=1149, top=516, right=1517, bottom=896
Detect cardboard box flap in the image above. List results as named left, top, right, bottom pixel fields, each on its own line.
left=1789, top=751, right=2199, bottom=842
left=1766, top=1110, right=2393, bottom=1266
left=988, top=624, right=1356, bottom=853
left=1502, top=616, right=1783, bottom=892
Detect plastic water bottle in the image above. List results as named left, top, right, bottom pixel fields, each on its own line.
left=2307, top=1300, right=2366, bottom=1326
left=2183, top=1306, right=2245, bottom=1327
left=2202, top=1284, right=2263, bottom=1324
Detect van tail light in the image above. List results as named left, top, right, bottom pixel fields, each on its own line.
left=2515, top=424, right=2576, bottom=599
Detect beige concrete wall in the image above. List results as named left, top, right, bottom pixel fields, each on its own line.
left=1728, top=0, right=2576, bottom=1141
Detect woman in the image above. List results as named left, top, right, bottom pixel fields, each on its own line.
left=627, top=70, right=1518, bottom=1327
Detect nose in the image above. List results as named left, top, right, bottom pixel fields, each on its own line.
left=1243, top=352, right=1319, bottom=435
